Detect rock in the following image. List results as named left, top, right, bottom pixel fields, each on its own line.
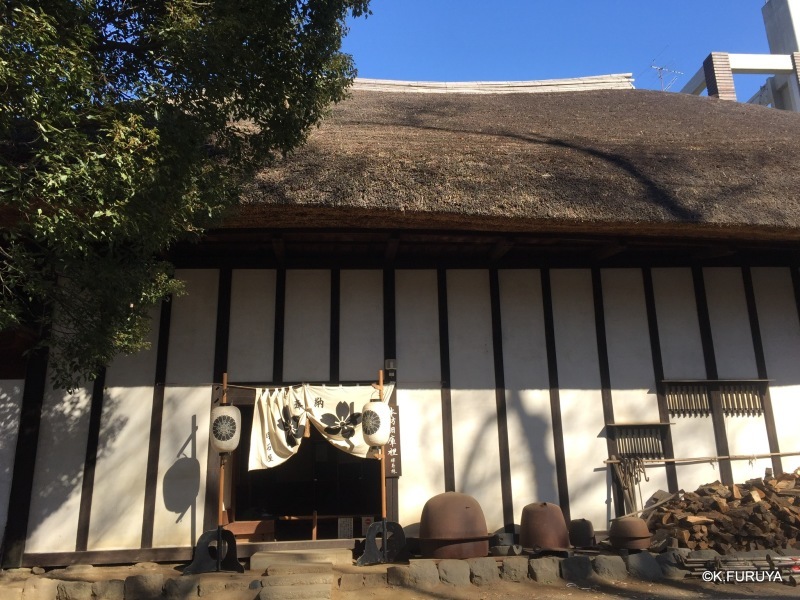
left=465, top=557, right=499, bottom=586
left=124, top=573, right=165, bottom=600
left=560, top=555, right=594, bottom=582
left=592, top=555, right=628, bottom=581
left=387, top=561, right=439, bottom=588
left=338, top=573, right=363, bottom=591
left=362, top=573, right=386, bottom=587
left=437, top=559, right=470, bottom=586
left=687, top=549, right=720, bottom=561
left=64, top=564, right=94, bottom=573
left=31, top=567, right=46, bottom=575
left=163, top=576, right=199, bottom=599
left=57, top=580, right=93, bottom=600
left=22, top=577, right=59, bottom=600
left=501, top=557, right=529, bottom=582
left=625, top=552, right=663, bottom=581
left=134, top=562, right=160, bottom=569
left=656, top=549, right=689, bottom=580
left=92, top=579, right=125, bottom=600
left=529, top=556, right=561, bottom=585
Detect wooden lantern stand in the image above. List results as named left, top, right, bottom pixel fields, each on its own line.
left=184, top=373, right=244, bottom=575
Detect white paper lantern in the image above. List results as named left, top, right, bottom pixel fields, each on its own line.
left=361, top=400, right=391, bottom=447
left=210, top=405, right=241, bottom=453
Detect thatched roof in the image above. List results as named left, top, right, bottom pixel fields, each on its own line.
left=235, top=86, right=800, bottom=242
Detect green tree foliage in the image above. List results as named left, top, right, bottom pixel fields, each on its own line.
left=1, top=0, right=369, bottom=389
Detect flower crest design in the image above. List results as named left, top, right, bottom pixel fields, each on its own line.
left=212, top=415, right=237, bottom=441
left=320, top=401, right=362, bottom=439
left=277, top=406, right=303, bottom=447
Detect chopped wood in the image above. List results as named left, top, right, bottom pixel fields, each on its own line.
left=644, top=470, right=800, bottom=554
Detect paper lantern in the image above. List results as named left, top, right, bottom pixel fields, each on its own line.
left=361, top=400, right=391, bottom=446
left=210, top=405, right=241, bottom=453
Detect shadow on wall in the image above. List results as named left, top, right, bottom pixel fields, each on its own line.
left=23, top=385, right=128, bottom=546
left=455, top=390, right=558, bottom=529
left=162, top=415, right=201, bottom=547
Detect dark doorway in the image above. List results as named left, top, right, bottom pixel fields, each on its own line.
left=233, top=405, right=381, bottom=540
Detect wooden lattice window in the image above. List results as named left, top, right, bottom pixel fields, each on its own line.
left=606, top=424, right=668, bottom=459
left=663, top=380, right=767, bottom=417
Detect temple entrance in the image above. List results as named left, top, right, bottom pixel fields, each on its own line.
left=232, top=405, right=381, bottom=540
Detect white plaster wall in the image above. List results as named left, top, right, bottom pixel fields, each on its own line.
left=0, top=380, right=24, bottom=545
left=601, top=269, right=668, bottom=495
left=283, top=270, right=330, bottom=382
left=228, top=269, right=276, bottom=382
left=751, top=267, right=800, bottom=466
left=703, top=268, right=758, bottom=380
left=498, top=270, right=558, bottom=514
left=651, top=268, right=720, bottom=489
left=339, top=270, right=383, bottom=381
left=703, top=268, right=771, bottom=483
left=26, top=383, right=92, bottom=553
left=394, top=270, right=444, bottom=530
left=87, top=308, right=160, bottom=551
left=651, top=269, right=706, bottom=380
left=166, top=270, right=219, bottom=386
left=550, top=269, right=611, bottom=529
left=601, top=270, right=659, bottom=423
left=153, top=269, right=218, bottom=547
left=446, top=270, right=503, bottom=532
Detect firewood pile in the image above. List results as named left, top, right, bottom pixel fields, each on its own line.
left=644, top=470, right=800, bottom=554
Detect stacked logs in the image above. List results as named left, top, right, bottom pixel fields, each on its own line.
left=644, top=470, right=800, bottom=554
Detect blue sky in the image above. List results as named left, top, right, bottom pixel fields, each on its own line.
left=343, top=1, right=773, bottom=99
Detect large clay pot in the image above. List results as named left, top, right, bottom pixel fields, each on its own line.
left=519, top=502, right=570, bottom=550
left=361, top=400, right=391, bottom=446
left=210, top=405, right=241, bottom=453
left=419, top=492, right=490, bottom=559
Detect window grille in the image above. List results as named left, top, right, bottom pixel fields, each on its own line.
left=663, top=380, right=767, bottom=417
left=607, top=424, right=666, bottom=459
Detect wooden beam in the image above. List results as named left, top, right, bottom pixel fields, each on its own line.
left=691, top=267, right=734, bottom=486
left=489, top=269, right=514, bottom=532
left=141, top=298, right=173, bottom=549
left=540, top=269, right=571, bottom=522
left=741, top=266, right=782, bottom=474
left=489, top=239, right=514, bottom=262
left=1, top=339, right=49, bottom=568
left=437, top=269, right=455, bottom=492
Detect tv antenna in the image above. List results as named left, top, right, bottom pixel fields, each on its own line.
left=651, top=64, right=684, bottom=92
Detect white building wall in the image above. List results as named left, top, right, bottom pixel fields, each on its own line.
left=394, top=270, right=444, bottom=531
left=153, top=269, right=217, bottom=548
left=283, top=270, right=330, bottom=382
left=703, top=267, right=772, bottom=483
left=339, top=270, right=383, bottom=381
left=25, top=383, right=92, bottom=553
left=446, top=270, right=504, bottom=532
left=751, top=267, right=800, bottom=463
left=228, top=269, right=276, bottom=382
left=87, top=308, right=160, bottom=550
left=550, top=269, right=611, bottom=528
left=497, top=270, right=558, bottom=514
left=601, top=269, right=669, bottom=494
left=651, top=268, right=719, bottom=490
left=0, top=380, right=24, bottom=545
